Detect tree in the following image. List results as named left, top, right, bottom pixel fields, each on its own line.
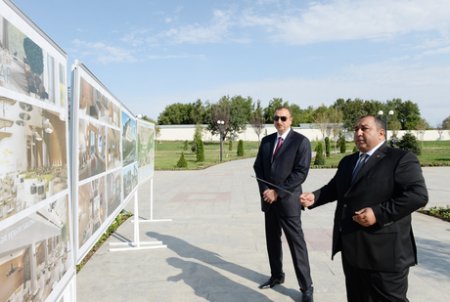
left=389, top=119, right=402, bottom=137
left=237, top=140, right=244, bottom=156
left=250, top=99, right=265, bottom=143
left=312, top=104, right=330, bottom=139
left=324, top=137, right=331, bottom=157
left=296, top=105, right=315, bottom=124
left=415, top=118, right=428, bottom=143
left=327, top=106, right=344, bottom=140
left=336, top=98, right=384, bottom=129
left=157, top=100, right=208, bottom=125
left=441, top=115, right=450, bottom=130
left=313, top=142, right=326, bottom=165
left=191, top=99, right=207, bottom=124
left=337, top=98, right=369, bottom=129
left=289, top=103, right=304, bottom=126
left=157, top=103, right=193, bottom=124
left=207, top=96, right=231, bottom=141
left=263, top=98, right=289, bottom=123
left=387, top=99, right=422, bottom=130
left=229, top=95, right=252, bottom=135
left=207, top=95, right=251, bottom=141
left=193, top=124, right=204, bottom=162
left=176, top=152, right=188, bottom=168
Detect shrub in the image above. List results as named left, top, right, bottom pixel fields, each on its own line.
left=176, top=152, right=188, bottom=168
left=192, top=124, right=204, bottom=161
left=338, top=133, right=346, bottom=154
left=196, top=139, right=205, bottom=162
left=397, top=133, right=421, bottom=155
left=314, top=141, right=325, bottom=165
left=426, top=206, right=450, bottom=221
left=237, top=140, right=244, bottom=156
left=325, top=137, right=330, bottom=157
left=228, top=140, right=233, bottom=151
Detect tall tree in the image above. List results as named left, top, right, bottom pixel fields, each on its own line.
left=263, top=98, right=289, bottom=123
left=387, top=99, right=422, bottom=130
left=297, top=105, right=315, bottom=124
left=191, top=99, right=207, bottom=124
left=312, top=104, right=330, bottom=138
left=289, top=103, right=305, bottom=126
left=157, top=103, right=194, bottom=124
left=250, top=99, right=265, bottom=142
left=229, top=95, right=253, bottom=135
left=441, top=115, right=450, bottom=129
left=207, top=96, right=231, bottom=141
left=338, top=98, right=368, bottom=129
left=207, top=95, right=253, bottom=141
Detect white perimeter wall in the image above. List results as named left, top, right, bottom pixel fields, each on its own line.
left=158, top=124, right=450, bottom=142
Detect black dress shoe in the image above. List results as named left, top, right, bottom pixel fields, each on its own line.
left=300, top=287, right=314, bottom=302
left=259, top=276, right=285, bottom=289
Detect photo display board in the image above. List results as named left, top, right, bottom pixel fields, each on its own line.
left=137, top=119, right=155, bottom=182
left=0, top=1, right=75, bottom=301
left=71, top=62, right=140, bottom=263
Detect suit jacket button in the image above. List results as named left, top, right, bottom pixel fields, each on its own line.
left=343, top=204, right=347, bottom=208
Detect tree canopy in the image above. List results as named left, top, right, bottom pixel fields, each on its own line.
left=156, top=96, right=430, bottom=133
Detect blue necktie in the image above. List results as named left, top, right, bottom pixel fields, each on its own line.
left=351, top=153, right=368, bottom=183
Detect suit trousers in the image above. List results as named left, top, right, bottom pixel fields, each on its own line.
left=342, top=254, right=410, bottom=302
left=264, top=208, right=312, bottom=290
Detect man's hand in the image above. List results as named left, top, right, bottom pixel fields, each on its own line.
left=263, top=189, right=278, bottom=204
left=352, top=207, right=376, bottom=227
left=299, top=192, right=315, bottom=208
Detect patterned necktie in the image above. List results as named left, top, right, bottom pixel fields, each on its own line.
left=351, top=153, right=368, bottom=183
left=272, top=137, right=283, bottom=161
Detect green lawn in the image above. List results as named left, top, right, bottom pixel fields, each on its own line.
left=154, top=140, right=450, bottom=170
left=155, top=140, right=260, bottom=170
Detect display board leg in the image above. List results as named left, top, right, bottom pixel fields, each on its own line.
left=110, top=191, right=166, bottom=252
left=133, top=178, right=172, bottom=223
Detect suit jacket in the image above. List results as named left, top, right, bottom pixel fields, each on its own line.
left=311, top=144, right=428, bottom=272
left=253, top=130, right=311, bottom=216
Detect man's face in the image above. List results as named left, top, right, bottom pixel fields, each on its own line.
left=273, top=108, right=292, bottom=135
left=353, top=116, right=385, bottom=152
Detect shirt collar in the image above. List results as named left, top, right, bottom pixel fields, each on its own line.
left=361, top=140, right=385, bottom=157
left=277, top=128, right=291, bottom=141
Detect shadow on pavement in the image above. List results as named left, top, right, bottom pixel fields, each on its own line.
left=148, top=231, right=301, bottom=301
left=416, top=237, right=450, bottom=281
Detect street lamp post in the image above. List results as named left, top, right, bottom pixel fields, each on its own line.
left=217, top=120, right=225, bottom=162
left=377, top=110, right=394, bottom=141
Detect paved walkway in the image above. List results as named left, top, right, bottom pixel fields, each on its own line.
left=77, top=159, right=450, bottom=301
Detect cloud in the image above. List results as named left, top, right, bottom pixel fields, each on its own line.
left=154, top=9, right=233, bottom=45
left=71, top=39, right=137, bottom=64
left=241, top=0, right=450, bottom=45
left=148, top=58, right=450, bottom=125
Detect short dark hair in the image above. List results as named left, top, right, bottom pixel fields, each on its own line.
left=274, top=106, right=292, bottom=117
left=356, top=115, right=385, bottom=130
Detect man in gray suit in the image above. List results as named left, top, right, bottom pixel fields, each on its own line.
left=300, top=115, right=428, bottom=302
left=254, top=106, right=314, bottom=302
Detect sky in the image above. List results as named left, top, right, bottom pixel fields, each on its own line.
left=10, top=0, right=450, bottom=126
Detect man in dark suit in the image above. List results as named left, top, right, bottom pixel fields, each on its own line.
left=254, top=106, right=314, bottom=302
left=300, top=115, right=428, bottom=302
